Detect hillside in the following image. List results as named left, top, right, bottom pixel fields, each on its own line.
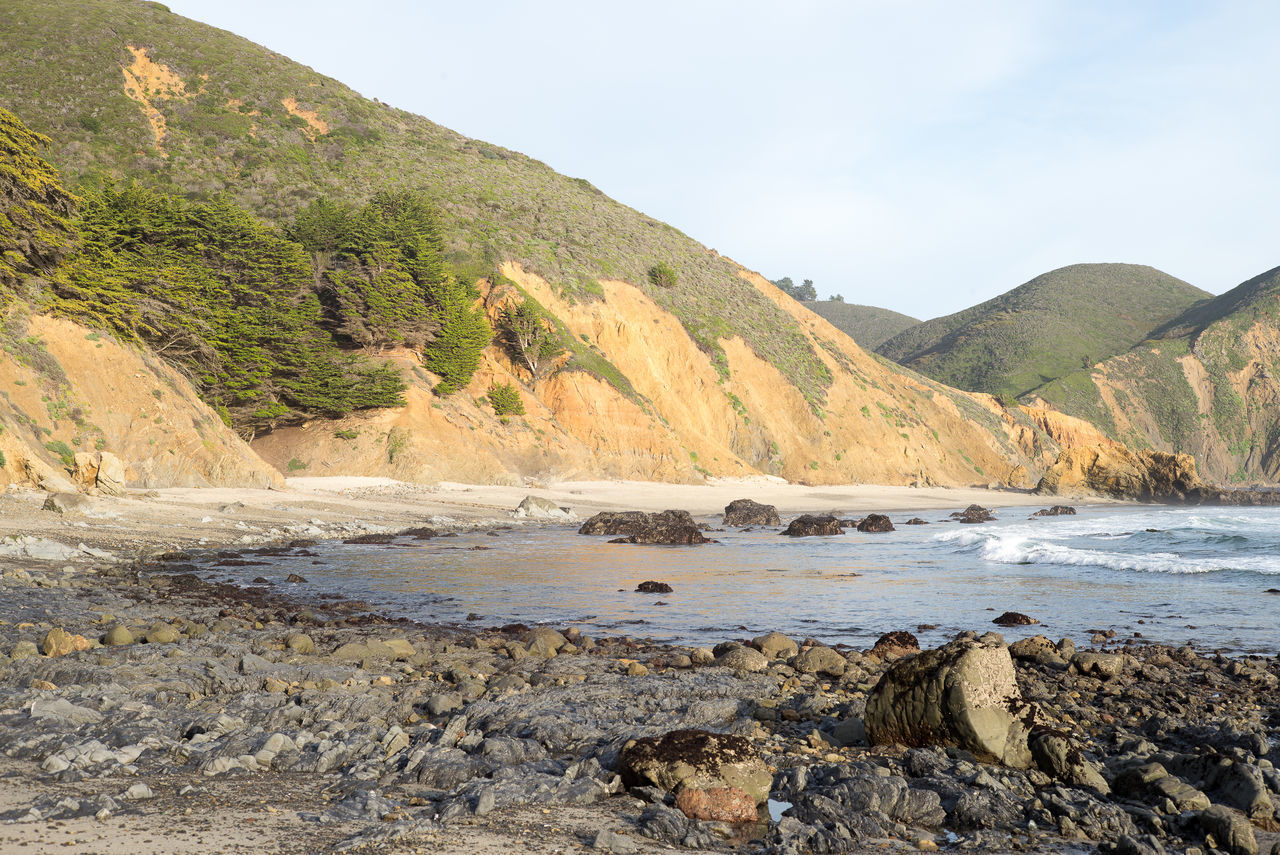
left=0, top=0, right=1108, bottom=490
left=801, top=301, right=920, bottom=350
left=1031, top=265, right=1280, bottom=484
left=876, top=264, right=1210, bottom=400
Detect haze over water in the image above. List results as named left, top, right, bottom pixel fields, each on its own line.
left=216, top=506, right=1280, bottom=655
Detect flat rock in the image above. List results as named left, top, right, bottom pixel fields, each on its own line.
left=781, top=514, right=843, bottom=537
left=579, top=510, right=710, bottom=545
left=618, top=729, right=772, bottom=803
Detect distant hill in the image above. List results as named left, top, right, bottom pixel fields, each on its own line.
left=802, top=301, right=920, bottom=350
left=1031, top=264, right=1280, bottom=484
left=876, top=264, right=1210, bottom=400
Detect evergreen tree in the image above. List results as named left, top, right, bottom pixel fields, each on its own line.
left=0, top=107, right=78, bottom=299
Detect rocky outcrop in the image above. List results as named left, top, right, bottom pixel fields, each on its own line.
left=856, top=514, right=895, bottom=533
left=722, top=499, right=780, bottom=527
left=618, top=729, right=772, bottom=804
left=578, top=510, right=710, bottom=545
left=950, top=504, right=995, bottom=524
left=1031, top=505, right=1076, bottom=517
left=1035, top=445, right=1208, bottom=501
left=864, top=638, right=1036, bottom=767
left=781, top=514, right=843, bottom=537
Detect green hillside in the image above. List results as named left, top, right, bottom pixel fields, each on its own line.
left=802, top=301, right=920, bottom=350
left=0, top=0, right=832, bottom=407
left=875, top=263, right=1210, bottom=400
left=1032, top=265, right=1280, bottom=483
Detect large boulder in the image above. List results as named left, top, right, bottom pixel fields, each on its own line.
left=950, top=504, right=995, bottom=524
left=1029, top=729, right=1110, bottom=794
left=514, top=495, right=576, bottom=521
left=856, top=514, right=895, bottom=533
left=618, top=729, right=772, bottom=803
left=781, top=514, right=843, bottom=537
left=578, top=510, right=710, bottom=545
left=864, top=638, right=1035, bottom=767
left=1035, top=445, right=1210, bottom=501
left=723, top=499, right=780, bottom=527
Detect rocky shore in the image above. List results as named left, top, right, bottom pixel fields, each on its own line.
left=0, top=490, right=1277, bottom=854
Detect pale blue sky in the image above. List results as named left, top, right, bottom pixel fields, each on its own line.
left=164, top=1, right=1280, bottom=318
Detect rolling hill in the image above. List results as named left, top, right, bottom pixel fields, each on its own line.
left=876, top=264, right=1210, bottom=400
left=801, top=301, right=920, bottom=350
left=0, top=0, right=1107, bottom=490
left=1030, top=265, right=1280, bottom=484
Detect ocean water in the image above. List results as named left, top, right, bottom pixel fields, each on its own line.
left=206, top=505, right=1280, bottom=654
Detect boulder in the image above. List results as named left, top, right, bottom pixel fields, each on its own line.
left=514, top=495, right=576, bottom=521
left=751, top=631, right=798, bottom=660
left=1198, top=805, right=1258, bottom=855
left=40, top=627, right=92, bottom=657
left=992, top=611, right=1038, bottom=627
left=524, top=627, right=568, bottom=658
left=1031, top=505, right=1076, bottom=517
left=904, top=517, right=929, bottom=525
left=870, top=630, right=920, bottom=658
left=95, top=452, right=128, bottom=496
left=856, top=514, right=895, bottom=533
left=578, top=510, right=710, bottom=545
left=790, top=645, right=847, bottom=676
left=714, top=643, right=768, bottom=672
left=636, top=581, right=673, bottom=594
left=865, top=638, right=1035, bottom=767
left=1029, top=729, right=1110, bottom=794
left=102, top=625, right=135, bottom=647
left=284, top=632, right=314, bottom=654
left=1070, top=651, right=1124, bottom=679
left=618, top=729, right=772, bottom=803
left=723, top=499, right=780, bottom=527
left=42, top=492, right=89, bottom=515
left=1008, top=635, right=1066, bottom=668
left=144, top=624, right=180, bottom=645
left=950, top=505, right=994, bottom=524
left=781, top=514, right=843, bottom=537
left=674, top=786, right=758, bottom=823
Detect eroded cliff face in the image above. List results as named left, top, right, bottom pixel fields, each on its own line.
left=252, top=266, right=1093, bottom=488
left=0, top=314, right=282, bottom=490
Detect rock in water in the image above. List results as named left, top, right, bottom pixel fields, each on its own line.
left=635, top=580, right=673, bottom=593
left=618, top=729, right=772, bottom=803
left=514, top=495, right=576, bottom=521
left=1031, top=505, right=1076, bottom=517
left=578, top=510, right=710, bottom=545
left=992, top=611, right=1038, bottom=626
left=870, top=630, right=920, bottom=658
left=781, top=514, right=843, bottom=537
left=1035, top=445, right=1209, bottom=502
left=950, top=504, right=994, bottom=523
left=722, top=499, right=780, bottom=527
left=856, top=514, right=895, bottom=532
left=865, top=638, right=1035, bottom=767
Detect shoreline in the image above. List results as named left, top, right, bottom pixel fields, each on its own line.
left=0, top=479, right=1275, bottom=854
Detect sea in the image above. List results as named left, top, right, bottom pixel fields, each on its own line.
left=208, top=505, right=1280, bottom=655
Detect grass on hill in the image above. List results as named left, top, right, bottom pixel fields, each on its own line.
left=0, top=0, right=834, bottom=409
left=875, top=263, right=1210, bottom=400
left=802, top=300, right=920, bottom=350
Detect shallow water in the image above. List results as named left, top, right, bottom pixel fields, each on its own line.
left=208, top=505, right=1280, bottom=654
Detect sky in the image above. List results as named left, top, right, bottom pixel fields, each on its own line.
left=164, top=1, right=1280, bottom=319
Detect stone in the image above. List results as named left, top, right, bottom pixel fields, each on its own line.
left=714, top=644, right=768, bottom=672
left=723, top=499, right=780, bottom=527
left=426, top=693, right=463, bottom=716
left=284, top=632, right=314, bottom=654
left=870, top=630, right=920, bottom=658
left=102, top=625, right=134, bottom=647
left=690, top=647, right=715, bottom=665
left=1008, top=635, right=1066, bottom=668
left=9, top=640, right=38, bottom=661
left=144, top=624, right=180, bottom=644
left=332, top=640, right=396, bottom=661
left=626, top=661, right=648, bottom=677
left=993, top=611, right=1039, bottom=627
left=1071, top=651, right=1124, bottom=679
left=950, top=504, right=995, bottom=523
left=578, top=510, right=710, bottom=544
left=751, top=631, right=798, bottom=659
left=636, top=580, right=673, bottom=593
left=1029, top=730, right=1110, bottom=794
left=618, top=729, right=772, bottom=803
left=1031, top=505, right=1077, bottom=517
left=830, top=717, right=866, bottom=747
left=781, top=514, right=843, bottom=537
left=524, top=627, right=568, bottom=657
left=591, top=828, right=639, bottom=854
left=40, top=627, right=92, bottom=657
left=123, top=783, right=154, bottom=800
left=94, top=452, right=128, bottom=496
left=1198, top=805, right=1258, bottom=855
left=42, top=492, right=89, bottom=515
left=856, top=513, right=895, bottom=533
left=865, top=638, right=1035, bottom=767
left=382, top=638, right=416, bottom=660
left=674, top=786, right=759, bottom=822
left=905, top=517, right=929, bottom=525
left=790, top=645, right=847, bottom=676
left=514, top=495, right=576, bottom=521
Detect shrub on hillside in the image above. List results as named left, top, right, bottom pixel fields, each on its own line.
left=486, top=382, right=524, bottom=416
